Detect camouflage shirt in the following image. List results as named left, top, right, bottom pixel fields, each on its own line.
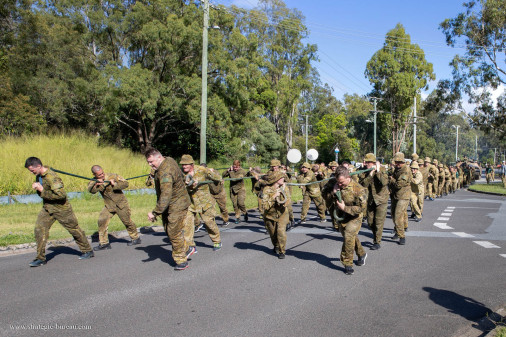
left=390, top=164, right=412, bottom=200
left=88, top=173, right=130, bottom=210
left=323, top=179, right=366, bottom=223
left=410, top=170, right=424, bottom=195
left=186, top=166, right=222, bottom=213
left=261, top=185, right=291, bottom=221
left=222, top=168, right=247, bottom=193
left=296, top=170, right=321, bottom=197
left=37, top=167, right=71, bottom=213
left=419, top=166, right=429, bottom=186
left=359, top=166, right=389, bottom=206
left=152, top=157, right=190, bottom=216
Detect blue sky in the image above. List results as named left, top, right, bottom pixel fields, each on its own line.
left=214, top=0, right=471, bottom=100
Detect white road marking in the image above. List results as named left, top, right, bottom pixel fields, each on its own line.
left=473, top=241, right=501, bottom=249
left=452, top=232, right=475, bottom=238
left=444, top=209, right=454, bottom=213
left=441, top=213, right=453, bottom=216
left=434, top=223, right=453, bottom=229
left=447, top=206, right=456, bottom=209
left=437, top=217, right=450, bottom=221
left=500, top=254, right=506, bottom=258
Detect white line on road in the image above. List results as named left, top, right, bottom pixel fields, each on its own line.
left=473, top=241, right=501, bottom=249
left=434, top=223, right=453, bottom=229
left=448, top=206, right=456, bottom=209
left=452, top=232, right=475, bottom=238
left=444, top=209, right=454, bottom=212
left=437, top=217, right=450, bottom=221
left=500, top=254, right=506, bottom=258
left=441, top=213, right=453, bottom=216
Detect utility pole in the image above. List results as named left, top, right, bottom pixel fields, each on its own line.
left=304, top=115, right=308, bottom=161
left=199, top=0, right=209, bottom=164
left=413, top=96, right=417, bottom=154
left=453, top=125, right=459, bottom=162
left=475, top=135, right=478, bottom=161
left=493, top=147, right=497, bottom=166
left=369, top=97, right=388, bottom=157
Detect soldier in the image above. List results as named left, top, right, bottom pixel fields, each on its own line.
left=409, top=161, right=424, bottom=222
left=146, top=149, right=191, bottom=271
left=451, top=166, right=458, bottom=193
left=297, top=162, right=326, bottom=224
left=222, top=160, right=248, bottom=224
left=181, top=155, right=223, bottom=252
left=389, top=152, right=412, bottom=245
left=486, top=164, right=493, bottom=184
left=24, top=157, right=93, bottom=267
left=357, top=153, right=389, bottom=250
left=501, top=161, right=506, bottom=188
left=417, top=158, right=428, bottom=213
left=444, top=165, right=451, bottom=195
left=328, top=161, right=338, bottom=177
left=248, top=166, right=264, bottom=214
left=438, top=163, right=446, bottom=197
left=204, top=165, right=230, bottom=227
left=322, top=166, right=367, bottom=275
left=432, top=159, right=440, bottom=198
left=424, top=157, right=434, bottom=200
left=261, top=171, right=291, bottom=259
left=87, top=165, right=141, bottom=250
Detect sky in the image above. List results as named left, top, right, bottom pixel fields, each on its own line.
left=212, top=0, right=474, bottom=100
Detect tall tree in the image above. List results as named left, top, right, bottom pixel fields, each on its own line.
left=365, top=23, right=435, bottom=155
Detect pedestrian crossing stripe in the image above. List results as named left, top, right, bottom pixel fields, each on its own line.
left=437, top=217, right=450, bottom=221
left=441, top=213, right=453, bottom=216
left=500, top=254, right=506, bottom=258
left=434, top=222, right=453, bottom=229
left=447, top=206, right=456, bottom=209
left=452, top=232, right=475, bottom=238
left=473, top=241, right=501, bottom=249
left=444, top=209, right=454, bottom=212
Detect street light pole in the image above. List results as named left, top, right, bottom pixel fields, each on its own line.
left=413, top=96, right=417, bottom=154
left=199, top=0, right=209, bottom=164
left=453, top=125, right=459, bottom=162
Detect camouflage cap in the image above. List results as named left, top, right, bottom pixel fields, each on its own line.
left=266, top=171, right=284, bottom=185
left=329, top=161, right=338, bottom=167
left=179, top=154, right=194, bottom=165
left=433, top=159, right=438, bottom=164
left=364, top=153, right=376, bottom=162
left=438, top=163, right=443, bottom=168
left=393, top=152, right=405, bottom=162
left=301, top=162, right=311, bottom=169
left=417, top=159, right=424, bottom=164
left=411, top=153, right=419, bottom=161
left=410, top=161, right=419, bottom=169
left=270, top=159, right=281, bottom=167
left=425, top=157, right=431, bottom=162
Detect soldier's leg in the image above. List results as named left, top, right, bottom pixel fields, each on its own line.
left=237, top=188, right=247, bottom=216
left=340, top=219, right=363, bottom=266
left=433, top=180, right=438, bottom=197
left=374, top=203, right=388, bottom=244
left=276, top=213, right=289, bottom=254
left=410, top=193, right=421, bottom=219
left=427, top=182, right=433, bottom=199
left=394, top=199, right=408, bottom=239
left=166, top=210, right=188, bottom=265
left=230, top=190, right=240, bottom=218
left=116, top=207, right=139, bottom=240
left=55, top=206, right=92, bottom=253
left=300, top=194, right=310, bottom=221
left=288, top=202, right=294, bottom=222
left=264, top=219, right=278, bottom=250
left=201, top=207, right=221, bottom=244
left=34, top=208, right=56, bottom=261
left=418, top=191, right=424, bottom=215
left=313, top=195, right=327, bottom=220
left=215, top=191, right=229, bottom=222
left=367, top=204, right=376, bottom=239
left=97, top=207, right=114, bottom=245
left=183, top=210, right=196, bottom=247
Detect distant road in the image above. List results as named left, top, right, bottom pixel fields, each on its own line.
left=1, top=188, right=504, bottom=337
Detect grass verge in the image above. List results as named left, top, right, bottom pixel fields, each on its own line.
left=468, top=182, right=506, bottom=195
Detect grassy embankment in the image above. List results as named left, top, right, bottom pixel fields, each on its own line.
left=468, top=182, right=506, bottom=195
left=0, top=133, right=302, bottom=246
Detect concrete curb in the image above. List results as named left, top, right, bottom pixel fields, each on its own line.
left=467, top=188, right=506, bottom=197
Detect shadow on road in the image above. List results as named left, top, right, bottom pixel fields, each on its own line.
left=423, top=287, right=492, bottom=321
left=46, top=246, right=81, bottom=261
left=135, top=244, right=176, bottom=267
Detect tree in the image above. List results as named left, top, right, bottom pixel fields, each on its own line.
left=365, top=23, right=435, bottom=155
left=440, top=0, right=505, bottom=141
left=314, top=111, right=358, bottom=163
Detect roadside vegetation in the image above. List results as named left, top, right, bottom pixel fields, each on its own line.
left=468, top=183, right=506, bottom=196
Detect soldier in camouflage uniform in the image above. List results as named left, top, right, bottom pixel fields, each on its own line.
left=297, top=162, right=327, bottom=224
left=437, top=163, right=446, bottom=197
left=181, top=155, right=223, bottom=252
left=444, top=165, right=451, bottom=195
left=451, top=166, right=458, bottom=192
left=357, top=153, right=389, bottom=250
left=146, top=149, right=191, bottom=271
left=204, top=164, right=229, bottom=227
left=261, top=171, right=291, bottom=259
left=424, top=157, right=433, bottom=200
left=389, top=152, right=412, bottom=245
left=432, top=159, right=440, bottom=198
left=417, top=159, right=428, bottom=213
left=328, top=161, right=338, bottom=177
left=222, top=160, right=248, bottom=224
left=24, top=157, right=93, bottom=267
left=409, top=161, right=424, bottom=222
left=322, top=166, right=367, bottom=275
left=485, top=164, right=493, bottom=184
left=87, top=165, right=141, bottom=250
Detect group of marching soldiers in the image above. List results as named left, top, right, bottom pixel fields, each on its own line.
left=23, top=150, right=476, bottom=274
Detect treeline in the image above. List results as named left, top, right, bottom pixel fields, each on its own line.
left=0, top=0, right=501, bottom=164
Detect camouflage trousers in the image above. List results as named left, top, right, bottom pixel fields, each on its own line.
left=212, top=190, right=229, bottom=222
left=338, top=217, right=365, bottom=267
left=97, top=206, right=139, bottom=245
left=410, top=192, right=423, bottom=219
left=427, top=181, right=434, bottom=198
left=438, top=179, right=445, bottom=196
left=444, top=181, right=451, bottom=194
left=391, top=198, right=409, bottom=238
left=162, top=209, right=188, bottom=265
left=300, top=194, right=326, bottom=221
left=367, top=202, right=387, bottom=244
left=432, top=179, right=439, bottom=197
left=183, top=206, right=221, bottom=247
left=35, top=206, right=91, bottom=261
left=502, top=175, right=506, bottom=188
left=230, top=188, right=246, bottom=218
left=265, top=212, right=289, bottom=254
left=486, top=173, right=492, bottom=184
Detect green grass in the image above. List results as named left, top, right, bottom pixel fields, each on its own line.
left=0, top=179, right=303, bottom=246
left=0, top=132, right=150, bottom=195
left=495, top=326, right=506, bottom=337
left=469, top=182, right=506, bottom=195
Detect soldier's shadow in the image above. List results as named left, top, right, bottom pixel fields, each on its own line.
left=46, top=246, right=81, bottom=261
left=135, top=243, right=176, bottom=267
left=234, top=238, right=274, bottom=256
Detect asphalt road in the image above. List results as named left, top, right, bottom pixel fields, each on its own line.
left=1, top=187, right=505, bottom=337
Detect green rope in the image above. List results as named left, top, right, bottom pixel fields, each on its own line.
left=50, top=168, right=149, bottom=183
